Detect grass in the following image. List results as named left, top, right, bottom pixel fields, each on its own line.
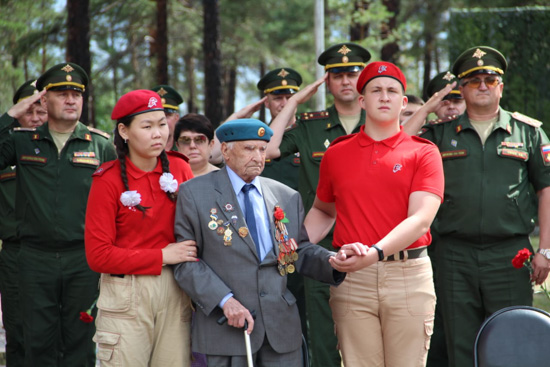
left=530, top=236, right=550, bottom=312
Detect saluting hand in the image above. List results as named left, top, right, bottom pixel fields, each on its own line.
left=424, top=81, right=457, bottom=114
left=289, top=73, right=328, bottom=105
left=7, top=89, right=46, bottom=120
left=162, top=240, right=197, bottom=264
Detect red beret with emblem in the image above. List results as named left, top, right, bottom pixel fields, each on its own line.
left=111, top=89, right=165, bottom=120
left=356, top=61, right=407, bottom=94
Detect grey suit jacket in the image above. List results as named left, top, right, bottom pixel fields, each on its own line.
left=173, top=167, right=344, bottom=356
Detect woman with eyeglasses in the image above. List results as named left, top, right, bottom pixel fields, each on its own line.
left=174, top=113, right=220, bottom=176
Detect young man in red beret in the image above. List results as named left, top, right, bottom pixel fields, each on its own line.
left=304, top=61, right=445, bottom=366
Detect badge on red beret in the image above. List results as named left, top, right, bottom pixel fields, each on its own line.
left=356, top=61, right=407, bottom=93
left=111, top=89, right=165, bottom=120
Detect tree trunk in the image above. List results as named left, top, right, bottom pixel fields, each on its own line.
left=155, top=0, right=168, bottom=84
left=259, top=62, right=266, bottom=123
left=203, top=0, right=223, bottom=128
left=184, top=53, right=197, bottom=113
left=380, top=0, right=399, bottom=63
left=224, top=66, right=236, bottom=118
left=350, top=0, right=370, bottom=41
left=67, top=0, right=91, bottom=125
left=423, top=32, right=434, bottom=100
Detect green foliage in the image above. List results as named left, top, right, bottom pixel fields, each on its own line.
left=449, top=7, right=550, bottom=135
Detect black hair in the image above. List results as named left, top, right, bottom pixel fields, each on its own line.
left=173, top=113, right=215, bottom=143
left=113, top=114, right=176, bottom=213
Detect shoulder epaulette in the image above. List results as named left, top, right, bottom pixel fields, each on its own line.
left=299, top=110, right=330, bottom=121
left=330, top=133, right=357, bottom=147
left=92, top=160, right=116, bottom=177
left=427, top=115, right=457, bottom=125
left=13, top=127, right=36, bottom=132
left=87, top=126, right=111, bottom=139
left=512, top=112, right=542, bottom=128
left=167, top=150, right=189, bottom=163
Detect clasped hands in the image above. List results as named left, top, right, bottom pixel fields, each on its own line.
left=329, top=242, right=377, bottom=272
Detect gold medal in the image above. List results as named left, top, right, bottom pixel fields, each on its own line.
left=287, top=264, right=295, bottom=273
left=208, top=220, right=218, bottom=230
left=238, top=227, right=249, bottom=238
left=217, top=219, right=224, bottom=225
left=279, top=265, right=286, bottom=276
left=224, top=227, right=233, bottom=237
left=224, top=241, right=232, bottom=246
left=292, top=252, right=299, bottom=261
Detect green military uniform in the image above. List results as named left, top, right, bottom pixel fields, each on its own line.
left=419, top=46, right=550, bottom=367
left=0, top=150, right=23, bottom=367
left=281, top=105, right=366, bottom=366
left=258, top=68, right=303, bottom=191
left=425, top=71, right=463, bottom=367
left=0, top=63, right=117, bottom=367
left=0, top=80, right=43, bottom=367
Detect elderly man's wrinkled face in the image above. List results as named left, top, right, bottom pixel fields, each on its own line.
left=221, top=140, right=267, bottom=183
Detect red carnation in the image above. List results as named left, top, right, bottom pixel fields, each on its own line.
left=512, top=248, right=532, bottom=269
left=274, top=207, right=285, bottom=221
left=79, top=311, right=94, bottom=323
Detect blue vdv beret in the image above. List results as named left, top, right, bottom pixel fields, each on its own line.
left=216, top=119, right=273, bottom=143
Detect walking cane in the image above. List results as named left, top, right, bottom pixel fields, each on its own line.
left=218, top=310, right=256, bottom=367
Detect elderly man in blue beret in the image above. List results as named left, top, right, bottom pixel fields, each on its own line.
left=173, top=118, right=346, bottom=366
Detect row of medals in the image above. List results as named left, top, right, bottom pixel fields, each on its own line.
left=208, top=210, right=248, bottom=247
left=276, top=220, right=298, bottom=276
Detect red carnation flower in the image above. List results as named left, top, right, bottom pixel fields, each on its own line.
left=79, top=311, right=94, bottom=323
left=512, top=248, right=532, bottom=269
left=274, top=207, right=285, bottom=221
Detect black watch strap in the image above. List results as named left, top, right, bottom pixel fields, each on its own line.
left=372, top=245, right=384, bottom=261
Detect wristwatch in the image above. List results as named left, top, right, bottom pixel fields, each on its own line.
left=538, top=248, right=550, bottom=260
left=372, top=245, right=384, bottom=261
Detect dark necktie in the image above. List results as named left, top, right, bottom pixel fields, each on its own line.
left=242, top=184, right=261, bottom=259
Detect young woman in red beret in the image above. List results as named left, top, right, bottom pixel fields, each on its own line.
left=85, top=89, right=196, bottom=366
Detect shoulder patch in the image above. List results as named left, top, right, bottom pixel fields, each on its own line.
left=428, top=115, right=457, bottom=125
left=167, top=150, right=189, bottom=163
left=299, top=110, right=329, bottom=121
left=13, top=127, right=36, bottom=132
left=512, top=112, right=542, bottom=128
left=92, top=160, right=116, bottom=177
left=87, top=126, right=111, bottom=139
left=330, top=133, right=357, bottom=147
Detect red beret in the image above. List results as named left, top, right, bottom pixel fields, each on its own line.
left=356, top=61, right=407, bottom=93
left=111, top=89, right=164, bottom=120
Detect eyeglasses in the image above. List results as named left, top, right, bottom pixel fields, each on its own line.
left=462, top=76, right=501, bottom=89
left=177, top=135, right=207, bottom=145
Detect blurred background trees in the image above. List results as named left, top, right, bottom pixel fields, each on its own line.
left=0, top=0, right=548, bottom=134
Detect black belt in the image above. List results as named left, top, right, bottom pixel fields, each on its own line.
left=383, top=247, right=427, bottom=262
